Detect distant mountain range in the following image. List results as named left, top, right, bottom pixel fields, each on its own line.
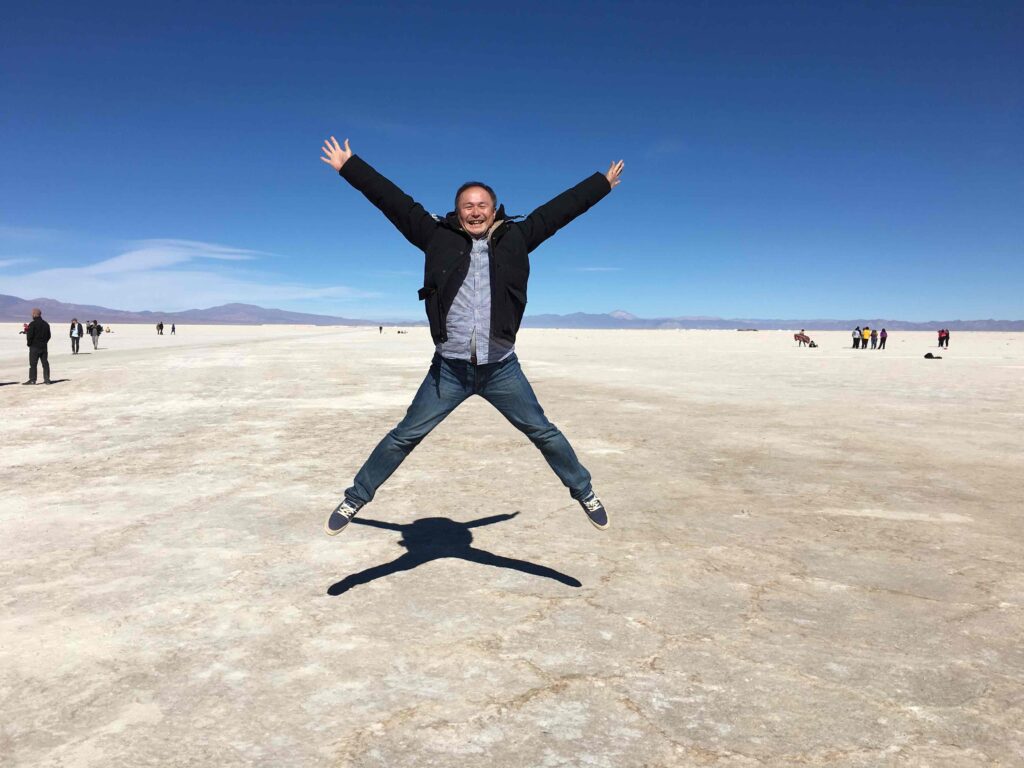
left=1, top=294, right=1021, bottom=331
left=522, top=311, right=1024, bottom=332
left=0, top=294, right=378, bottom=326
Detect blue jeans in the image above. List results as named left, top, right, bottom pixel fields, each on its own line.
left=345, top=353, right=593, bottom=506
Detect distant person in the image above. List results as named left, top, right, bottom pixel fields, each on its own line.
left=379, top=325, right=383, bottom=334
left=870, top=328, right=877, bottom=349
left=937, top=329, right=944, bottom=347
left=23, top=308, right=52, bottom=385
left=320, top=135, right=622, bottom=535
left=862, top=326, right=871, bottom=349
left=853, top=327, right=861, bottom=349
left=878, top=328, right=887, bottom=350
left=20, top=323, right=28, bottom=334
left=89, top=320, right=102, bottom=349
left=943, top=328, right=950, bottom=348
left=171, top=323, right=176, bottom=335
left=69, top=318, right=83, bottom=354
left=799, top=329, right=807, bottom=347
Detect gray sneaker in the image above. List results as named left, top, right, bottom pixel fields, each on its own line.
left=325, top=500, right=361, bottom=536
left=580, top=492, right=610, bottom=530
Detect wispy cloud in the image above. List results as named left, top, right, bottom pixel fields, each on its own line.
left=370, top=269, right=419, bottom=278
left=646, top=138, right=685, bottom=158
left=0, top=257, right=35, bottom=268
left=1, top=238, right=377, bottom=311
left=82, top=239, right=258, bottom=274
left=0, top=225, right=62, bottom=241
left=575, top=266, right=622, bottom=272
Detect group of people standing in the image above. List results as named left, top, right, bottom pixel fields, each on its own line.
left=155, top=322, right=175, bottom=335
left=18, top=310, right=112, bottom=384
left=937, top=328, right=951, bottom=348
left=852, top=326, right=887, bottom=349
left=69, top=318, right=105, bottom=353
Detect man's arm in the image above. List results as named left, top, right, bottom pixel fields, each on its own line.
left=465, top=511, right=520, bottom=529
left=321, top=136, right=438, bottom=251
left=350, top=518, right=404, bottom=532
left=518, top=160, right=624, bottom=253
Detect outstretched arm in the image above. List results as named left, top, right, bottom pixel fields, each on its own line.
left=350, top=517, right=404, bottom=532
left=518, top=159, right=624, bottom=253
left=321, top=136, right=439, bottom=251
left=464, top=511, right=520, bottom=529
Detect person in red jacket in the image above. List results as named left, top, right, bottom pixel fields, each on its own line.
left=320, top=137, right=623, bottom=535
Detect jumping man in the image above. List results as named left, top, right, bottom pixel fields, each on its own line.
left=320, top=137, right=624, bottom=535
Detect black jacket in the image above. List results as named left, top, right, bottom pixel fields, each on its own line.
left=26, top=317, right=51, bottom=349
left=70, top=322, right=83, bottom=338
left=339, top=156, right=611, bottom=344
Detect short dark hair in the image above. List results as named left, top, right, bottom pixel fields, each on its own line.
left=455, top=181, right=497, bottom=209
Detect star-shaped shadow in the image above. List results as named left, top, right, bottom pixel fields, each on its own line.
left=327, top=512, right=582, bottom=596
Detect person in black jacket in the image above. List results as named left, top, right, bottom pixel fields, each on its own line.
left=69, top=318, right=84, bottom=354
left=88, top=320, right=102, bottom=349
left=321, top=137, right=623, bottom=536
left=24, top=308, right=52, bottom=385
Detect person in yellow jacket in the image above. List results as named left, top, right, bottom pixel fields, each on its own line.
left=861, top=326, right=871, bottom=350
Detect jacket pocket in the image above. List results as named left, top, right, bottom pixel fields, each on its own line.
left=506, top=285, right=527, bottom=336
left=418, top=286, right=443, bottom=342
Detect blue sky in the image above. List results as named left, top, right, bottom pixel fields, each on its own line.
left=2, top=1, right=1021, bottom=321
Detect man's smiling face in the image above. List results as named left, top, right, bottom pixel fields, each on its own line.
left=456, top=186, right=496, bottom=238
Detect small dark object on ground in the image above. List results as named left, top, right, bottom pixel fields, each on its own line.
left=924, top=353, right=943, bottom=359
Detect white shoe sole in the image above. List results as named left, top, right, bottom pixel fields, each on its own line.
left=324, top=518, right=347, bottom=536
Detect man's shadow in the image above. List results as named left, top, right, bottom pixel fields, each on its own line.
left=327, top=512, right=581, bottom=596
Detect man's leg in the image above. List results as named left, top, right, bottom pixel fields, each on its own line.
left=40, top=350, right=50, bottom=382
left=28, top=349, right=38, bottom=382
left=480, top=356, right=592, bottom=501
left=344, top=355, right=471, bottom=507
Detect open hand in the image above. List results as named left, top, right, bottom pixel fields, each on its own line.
left=321, top=136, right=353, bottom=172
left=605, top=159, right=625, bottom=189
